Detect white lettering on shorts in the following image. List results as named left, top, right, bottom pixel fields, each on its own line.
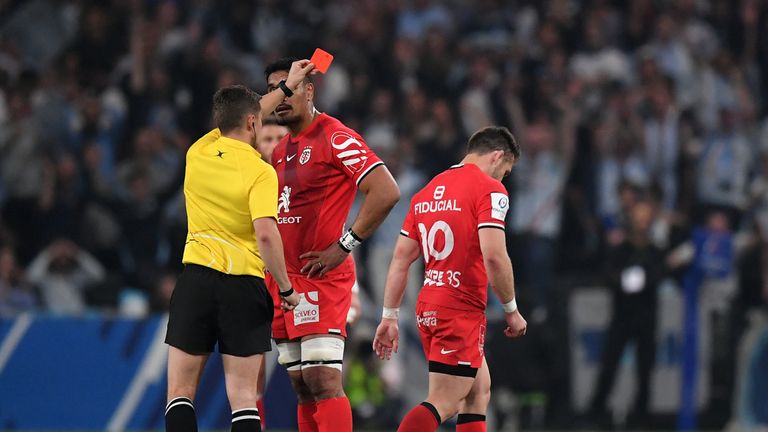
left=293, top=291, right=320, bottom=325
left=417, top=310, right=438, bottom=327
left=479, top=324, right=486, bottom=354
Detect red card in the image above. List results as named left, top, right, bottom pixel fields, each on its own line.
left=310, top=48, right=334, bottom=74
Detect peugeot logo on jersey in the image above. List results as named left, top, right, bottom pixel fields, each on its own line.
left=278, top=185, right=291, bottom=213
left=300, top=146, right=312, bottom=165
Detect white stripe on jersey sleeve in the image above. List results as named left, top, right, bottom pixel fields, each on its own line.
left=355, top=161, right=384, bottom=186
left=478, top=222, right=506, bottom=230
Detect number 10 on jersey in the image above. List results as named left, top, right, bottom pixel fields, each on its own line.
left=418, top=220, right=461, bottom=288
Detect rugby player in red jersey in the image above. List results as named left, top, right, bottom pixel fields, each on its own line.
left=263, top=58, right=400, bottom=432
left=373, top=126, right=528, bottom=432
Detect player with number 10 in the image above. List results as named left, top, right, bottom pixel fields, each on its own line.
left=373, top=126, right=528, bottom=432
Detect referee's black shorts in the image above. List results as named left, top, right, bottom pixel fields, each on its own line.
left=165, top=264, right=274, bottom=357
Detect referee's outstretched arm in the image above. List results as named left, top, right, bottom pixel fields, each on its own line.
left=258, top=59, right=315, bottom=118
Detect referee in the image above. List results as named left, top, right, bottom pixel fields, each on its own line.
left=164, top=60, right=313, bottom=432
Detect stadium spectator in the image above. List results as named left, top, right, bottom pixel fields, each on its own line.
left=0, top=245, right=36, bottom=316
left=586, top=199, right=666, bottom=429
left=26, top=238, right=105, bottom=315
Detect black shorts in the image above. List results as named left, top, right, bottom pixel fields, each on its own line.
left=165, top=264, right=274, bottom=356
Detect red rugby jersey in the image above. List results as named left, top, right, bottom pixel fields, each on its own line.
left=401, top=163, right=510, bottom=311
left=271, top=113, right=383, bottom=275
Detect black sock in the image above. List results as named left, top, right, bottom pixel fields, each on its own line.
left=231, top=408, right=261, bottom=432
left=165, top=397, right=197, bottom=432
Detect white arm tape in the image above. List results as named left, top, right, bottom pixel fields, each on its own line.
left=382, top=307, right=400, bottom=320
left=338, top=229, right=362, bottom=252
left=502, top=298, right=518, bottom=313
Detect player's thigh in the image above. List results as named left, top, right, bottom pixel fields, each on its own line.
left=216, top=275, right=274, bottom=357
left=300, top=334, right=345, bottom=397
left=167, top=345, right=209, bottom=400
left=460, top=356, right=491, bottom=414
left=221, top=352, right=264, bottom=409
left=275, top=338, right=314, bottom=402
left=426, top=371, right=476, bottom=420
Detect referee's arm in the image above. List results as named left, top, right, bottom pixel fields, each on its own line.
left=254, top=217, right=298, bottom=309
left=258, top=59, right=315, bottom=118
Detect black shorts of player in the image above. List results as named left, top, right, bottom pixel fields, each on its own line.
left=165, top=264, right=274, bottom=357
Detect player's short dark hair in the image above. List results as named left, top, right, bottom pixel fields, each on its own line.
left=467, top=126, right=520, bottom=160
left=212, top=85, right=261, bottom=133
left=264, top=57, right=312, bottom=83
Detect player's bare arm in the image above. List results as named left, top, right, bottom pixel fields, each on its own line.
left=373, top=235, right=421, bottom=360
left=259, top=60, right=315, bottom=118
left=478, top=227, right=527, bottom=337
left=253, top=217, right=300, bottom=310
left=300, top=166, right=400, bottom=277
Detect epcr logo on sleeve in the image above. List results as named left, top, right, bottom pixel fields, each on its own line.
left=490, top=192, right=509, bottom=221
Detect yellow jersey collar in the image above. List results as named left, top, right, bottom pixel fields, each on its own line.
left=218, top=133, right=261, bottom=157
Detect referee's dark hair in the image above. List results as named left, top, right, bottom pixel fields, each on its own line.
left=264, top=57, right=312, bottom=83
left=467, top=126, right=520, bottom=160
left=212, top=85, right=261, bottom=134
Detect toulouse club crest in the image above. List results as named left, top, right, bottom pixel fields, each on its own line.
left=300, top=146, right=312, bottom=165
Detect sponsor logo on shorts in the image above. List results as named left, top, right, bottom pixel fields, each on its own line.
left=294, top=291, right=320, bottom=325
left=440, top=348, right=457, bottom=355
left=417, top=310, right=437, bottom=327
left=479, top=324, right=486, bottom=354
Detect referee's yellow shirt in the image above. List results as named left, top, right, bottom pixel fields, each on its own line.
left=182, top=128, right=277, bottom=277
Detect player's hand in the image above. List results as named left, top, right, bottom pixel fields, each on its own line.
left=285, top=59, right=316, bottom=91
left=373, top=319, right=399, bottom=360
left=299, top=243, right=348, bottom=278
left=280, top=289, right=301, bottom=311
left=503, top=310, right=527, bottom=338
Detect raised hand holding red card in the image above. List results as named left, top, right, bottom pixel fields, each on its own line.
left=310, top=48, right=334, bottom=74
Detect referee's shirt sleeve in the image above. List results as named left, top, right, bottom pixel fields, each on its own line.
left=249, top=163, right=279, bottom=221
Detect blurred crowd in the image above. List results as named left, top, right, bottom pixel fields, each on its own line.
left=1, top=0, right=768, bottom=429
